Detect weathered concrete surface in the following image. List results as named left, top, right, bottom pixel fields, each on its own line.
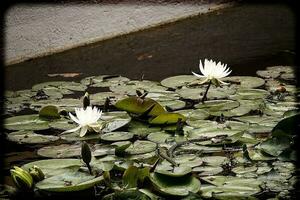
left=4, top=1, right=233, bottom=65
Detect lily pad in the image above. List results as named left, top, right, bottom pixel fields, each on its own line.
left=39, top=105, right=61, bottom=119
left=147, top=132, right=173, bottom=143
left=110, top=80, right=167, bottom=95
left=4, top=114, right=50, bottom=131
left=100, top=132, right=134, bottom=142
left=194, top=100, right=240, bottom=111
left=115, top=97, right=166, bottom=117
left=35, top=171, right=104, bottom=192
left=37, top=144, right=81, bottom=158
left=80, top=75, right=130, bottom=86
left=125, top=140, right=157, bottom=155
left=160, top=75, right=199, bottom=89
left=256, top=70, right=281, bottom=79
left=149, top=113, right=186, bottom=125
left=158, top=100, right=186, bottom=110
left=221, top=76, right=265, bottom=88
left=150, top=172, right=201, bottom=196
left=7, top=130, right=59, bottom=144
left=155, top=165, right=192, bottom=177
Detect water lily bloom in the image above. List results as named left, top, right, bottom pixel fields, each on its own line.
left=62, top=106, right=103, bottom=137
left=192, top=59, right=232, bottom=86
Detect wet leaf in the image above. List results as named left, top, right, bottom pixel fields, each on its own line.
left=161, top=75, right=199, bottom=89
left=149, top=113, right=186, bottom=125
left=39, top=105, right=60, bottom=119
left=115, top=97, right=166, bottom=117
left=125, top=140, right=157, bottom=155
left=101, top=132, right=134, bottom=142
left=4, top=114, right=50, bottom=131
left=7, top=130, right=59, bottom=144
left=150, top=173, right=201, bottom=196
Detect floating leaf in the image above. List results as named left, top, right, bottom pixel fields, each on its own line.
left=221, top=76, right=265, bottom=88
left=39, top=105, right=60, bottom=119
left=7, top=130, right=59, bottom=144
left=149, top=113, right=186, bottom=125
left=37, top=144, right=81, bottom=158
left=110, top=80, right=167, bottom=95
left=4, top=114, right=50, bottom=131
left=125, top=140, right=157, bottom=155
left=161, top=75, right=199, bottom=89
left=194, top=100, right=239, bottom=111
left=100, top=132, right=134, bottom=142
left=155, top=164, right=192, bottom=177
left=35, top=171, right=103, bottom=192
left=115, top=97, right=166, bottom=117
left=123, top=165, right=139, bottom=188
left=150, top=173, right=201, bottom=196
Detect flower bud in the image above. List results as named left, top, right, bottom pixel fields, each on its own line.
left=10, top=166, right=33, bottom=190
left=29, top=165, right=45, bottom=182
left=81, top=142, right=92, bottom=165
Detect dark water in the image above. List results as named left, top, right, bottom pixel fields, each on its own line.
left=4, top=3, right=296, bottom=91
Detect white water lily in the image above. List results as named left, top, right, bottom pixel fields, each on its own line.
left=62, top=106, right=103, bottom=137
left=192, top=58, right=231, bottom=85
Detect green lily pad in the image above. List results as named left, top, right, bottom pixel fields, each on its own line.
left=265, top=101, right=299, bottom=112
left=193, top=166, right=223, bottom=176
left=150, top=172, right=201, bottom=196
left=210, top=100, right=260, bottom=117
left=176, top=86, right=235, bottom=101
left=49, top=118, right=78, bottom=130
left=7, top=130, right=59, bottom=144
left=90, top=92, right=125, bottom=105
left=100, top=132, right=134, bottom=142
left=22, top=159, right=82, bottom=177
left=259, top=136, right=291, bottom=156
left=266, top=65, right=294, bottom=74
left=35, top=171, right=103, bottom=192
left=232, top=88, right=269, bottom=100
left=110, top=80, right=167, bottom=95
left=158, top=100, right=186, bottom=110
left=146, top=91, right=180, bottom=101
left=201, top=156, right=228, bottom=166
left=4, top=114, right=50, bottom=131
left=32, top=81, right=87, bottom=92
left=221, top=76, right=265, bottom=88
left=80, top=75, right=130, bottom=86
left=149, top=113, right=186, bottom=125
left=115, top=97, right=166, bottom=117
left=125, top=140, right=157, bottom=155
left=60, top=132, right=102, bottom=142
left=127, top=120, right=161, bottom=137
left=37, top=144, right=81, bottom=158
left=232, top=165, right=257, bottom=175
left=155, top=165, right=192, bottom=177
left=30, top=98, right=82, bottom=112
left=194, top=100, right=240, bottom=111
left=160, top=75, right=199, bottom=89
left=200, top=176, right=262, bottom=198
left=147, top=132, right=173, bottom=143
left=256, top=70, right=281, bottom=79
left=39, top=105, right=61, bottom=119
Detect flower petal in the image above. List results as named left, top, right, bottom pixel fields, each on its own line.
left=69, top=112, right=80, bottom=124
left=192, top=71, right=204, bottom=78
left=60, top=125, right=81, bottom=135
left=79, top=126, right=88, bottom=137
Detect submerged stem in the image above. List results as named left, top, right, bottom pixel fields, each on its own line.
left=201, top=80, right=212, bottom=103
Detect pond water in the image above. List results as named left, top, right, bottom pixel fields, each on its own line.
left=2, top=3, right=298, bottom=200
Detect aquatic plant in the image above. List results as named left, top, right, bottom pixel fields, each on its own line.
left=192, top=59, right=231, bottom=103
left=62, top=106, right=103, bottom=137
